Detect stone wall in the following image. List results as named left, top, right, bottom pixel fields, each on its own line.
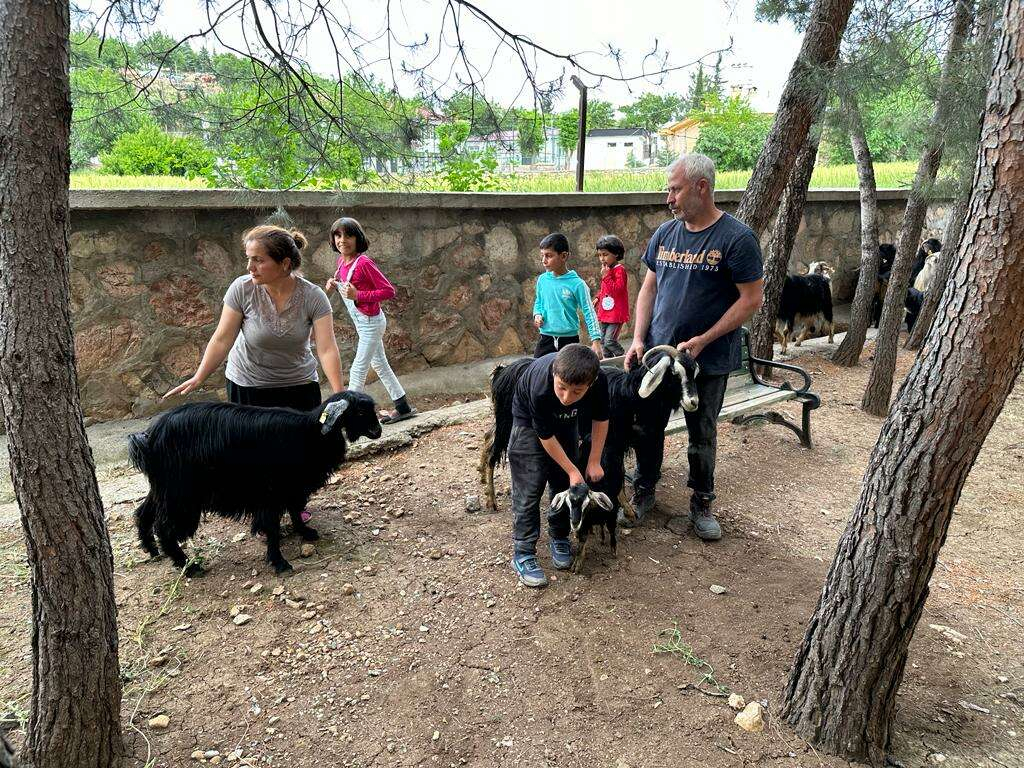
left=65, top=189, right=951, bottom=422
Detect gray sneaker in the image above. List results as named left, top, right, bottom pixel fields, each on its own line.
left=689, top=495, right=722, bottom=541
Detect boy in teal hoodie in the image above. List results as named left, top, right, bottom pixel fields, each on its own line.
left=532, top=233, right=603, bottom=358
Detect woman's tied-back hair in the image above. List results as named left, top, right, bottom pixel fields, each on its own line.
left=552, top=343, right=600, bottom=386
left=330, top=217, right=370, bottom=254
left=540, top=232, right=570, bottom=254
left=596, top=235, right=625, bottom=260
left=243, top=225, right=308, bottom=271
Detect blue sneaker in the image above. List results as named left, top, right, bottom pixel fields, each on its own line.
left=511, top=553, right=548, bottom=587
left=549, top=538, right=573, bottom=570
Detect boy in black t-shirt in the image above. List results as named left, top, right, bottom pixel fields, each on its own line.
left=508, top=344, right=609, bottom=587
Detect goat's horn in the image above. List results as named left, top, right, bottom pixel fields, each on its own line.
left=641, top=344, right=680, bottom=367
left=639, top=356, right=671, bottom=399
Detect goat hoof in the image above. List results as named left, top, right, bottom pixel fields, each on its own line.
left=273, top=560, right=293, bottom=574
left=299, top=526, right=320, bottom=541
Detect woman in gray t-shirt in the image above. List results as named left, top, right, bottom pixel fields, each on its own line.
left=166, top=225, right=344, bottom=411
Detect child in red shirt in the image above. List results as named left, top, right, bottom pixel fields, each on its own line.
left=593, top=235, right=629, bottom=356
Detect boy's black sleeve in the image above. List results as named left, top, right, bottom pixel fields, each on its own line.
left=527, top=370, right=558, bottom=439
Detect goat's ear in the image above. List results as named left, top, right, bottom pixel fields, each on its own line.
left=639, top=356, right=671, bottom=398
left=550, top=490, right=569, bottom=510
left=589, top=491, right=614, bottom=511
left=319, top=398, right=350, bottom=434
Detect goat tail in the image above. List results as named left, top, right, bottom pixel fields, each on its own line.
left=128, top=431, right=149, bottom=475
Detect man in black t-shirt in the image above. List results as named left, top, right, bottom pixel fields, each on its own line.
left=624, top=154, right=764, bottom=541
left=508, top=344, right=609, bottom=587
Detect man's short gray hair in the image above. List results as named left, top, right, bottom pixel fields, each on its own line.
left=669, top=153, right=716, bottom=192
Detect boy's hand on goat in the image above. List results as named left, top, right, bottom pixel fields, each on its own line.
left=164, top=375, right=202, bottom=399
left=568, top=468, right=585, bottom=488
left=586, top=461, right=604, bottom=484
left=533, top=314, right=544, bottom=329
left=624, top=340, right=645, bottom=371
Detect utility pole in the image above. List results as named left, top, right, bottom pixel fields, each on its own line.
left=571, top=75, right=587, bottom=192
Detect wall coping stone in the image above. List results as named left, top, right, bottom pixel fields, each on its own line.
left=69, top=188, right=939, bottom=211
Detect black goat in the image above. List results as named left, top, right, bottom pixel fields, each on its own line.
left=872, top=240, right=941, bottom=328
left=550, top=479, right=614, bottom=573
left=130, top=391, right=382, bottom=575
left=870, top=243, right=898, bottom=327
left=776, top=273, right=834, bottom=353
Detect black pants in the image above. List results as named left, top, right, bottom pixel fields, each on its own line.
left=508, top=425, right=577, bottom=555
left=226, top=380, right=322, bottom=411
left=534, top=334, right=579, bottom=358
left=634, top=372, right=729, bottom=502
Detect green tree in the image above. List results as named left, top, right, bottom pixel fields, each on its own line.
left=554, top=100, right=617, bottom=159
left=99, top=121, right=214, bottom=177
left=685, top=59, right=724, bottom=112
left=435, top=119, right=501, bottom=191
left=515, top=109, right=545, bottom=163
left=619, top=92, right=686, bottom=132
left=70, top=66, right=149, bottom=168
left=692, top=92, right=774, bottom=171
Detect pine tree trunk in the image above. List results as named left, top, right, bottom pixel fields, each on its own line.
left=0, top=4, right=125, bottom=768
left=861, top=0, right=975, bottom=415
left=904, top=194, right=970, bottom=350
left=749, top=128, right=822, bottom=362
left=781, top=4, right=1024, bottom=763
left=832, top=90, right=880, bottom=367
left=734, top=0, right=854, bottom=237
left=905, top=1, right=997, bottom=353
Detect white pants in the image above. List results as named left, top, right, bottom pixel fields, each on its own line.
left=346, top=309, right=406, bottom=403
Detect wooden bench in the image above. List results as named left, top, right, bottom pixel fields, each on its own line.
left=602, top=327, right=821, bottom=448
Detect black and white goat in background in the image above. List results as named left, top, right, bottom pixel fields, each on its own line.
left=478, top=346, right=698, bottom=571
left=776, top=263, right=835, bottom=354
left=130, top=391, right=382, bottom=575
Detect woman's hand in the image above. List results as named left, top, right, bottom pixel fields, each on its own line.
left=164, top=375, right=203, bottom=399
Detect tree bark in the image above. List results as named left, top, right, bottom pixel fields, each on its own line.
left=832, top=89, right=880, bottom=367
left=0, top=4, right=125, bottom=768
left=861, top=0, right=975, bottom=415
left=749, top=128, right=823, bottom=362
left=734, top=0, right=855, bottom=237
left=905, top=2, right=997, bottom=352
left=781, top=3, right=1024, bottom=764
left=904, top=194, right=970, bottom=349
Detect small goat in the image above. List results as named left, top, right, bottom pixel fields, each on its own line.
left=130, top=391, right=382, bottom=574
left=550, top=481, right=614, bottom=573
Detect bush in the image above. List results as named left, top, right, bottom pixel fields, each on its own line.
left=692, top=94, right=773, bottom=172
left=99, top=122, right=214, bottom=178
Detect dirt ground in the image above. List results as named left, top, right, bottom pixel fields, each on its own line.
left=0, top=341, right=1022, bottom=768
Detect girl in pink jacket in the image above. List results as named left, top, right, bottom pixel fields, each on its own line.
left=325, top=217, right=417, bottom=423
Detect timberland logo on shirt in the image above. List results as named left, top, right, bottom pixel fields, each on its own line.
left=656, top=245, right=721, bottom=272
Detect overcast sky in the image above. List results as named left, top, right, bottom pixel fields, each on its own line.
left=95, top=0, right=803, bottom=114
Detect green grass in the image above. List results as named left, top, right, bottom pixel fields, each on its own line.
left=71, top=172, right=209, bottom=189
left=70, top=161, right=919, bottom=192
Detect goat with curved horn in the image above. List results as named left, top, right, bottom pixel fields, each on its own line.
left=639, top=345, right=700, bottom=411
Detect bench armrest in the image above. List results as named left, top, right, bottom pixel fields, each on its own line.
left=741, top=328, right=814, bottom=394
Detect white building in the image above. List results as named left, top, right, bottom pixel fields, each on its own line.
left=576, top=128, right=653, bottom=170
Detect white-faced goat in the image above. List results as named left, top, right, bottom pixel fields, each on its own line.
left=130, top=391, right=382, bottom=575
left=479, top=346, right=698, bottom=571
